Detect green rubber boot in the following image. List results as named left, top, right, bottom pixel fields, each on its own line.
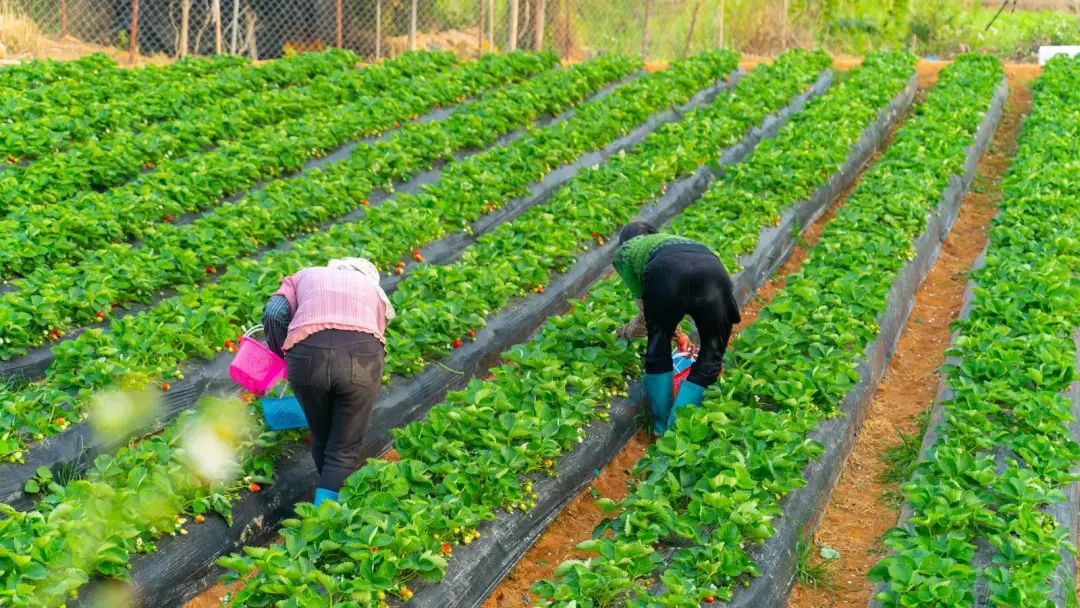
left=667, top=381, right=707, bottom=430
left=644, top=372, right=674, bottom=435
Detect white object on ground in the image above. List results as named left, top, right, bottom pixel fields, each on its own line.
left=1038, top=46, right=1080, bottom=65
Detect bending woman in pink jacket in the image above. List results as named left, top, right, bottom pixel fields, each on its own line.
left=262, top=258, right=396, bottom=507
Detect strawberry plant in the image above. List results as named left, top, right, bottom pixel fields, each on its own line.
left=869, top=55, right=1080, bottom=608
left=0, top=50, right=577, bottom=357
left=0, top=51, right=550, bottom=278
left=0, top=51, right=348, bottom=165
left=0, top=49, right=371, bottom=210
left=381, top=49, right=829, bottom=377
left=533, top=54, right=1002, bottom=606
left=671, top=50, right=916, bottom=269
left=1, top=53, right=241, bottom=127
left=0, top=51, right=760, bottom=601
left=0, top=53, right=643, bottom=458
left=206, top=53, right=870, bottom=606
left=0, top=52, right=117, bottom=95
left=0, top=398, right=267, bottom=607
left=1, top=54, right=246, bottom=140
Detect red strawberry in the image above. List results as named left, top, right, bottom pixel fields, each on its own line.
left=441, top=543, right=452, bottom=555
left=55, top=417, right=66, bottom=426
left=369, top=546, right=378, bottom=553
left=164, top=214, right=174, bottom=222
left=452, top=339, right=463, bottom=349
left=95, top=311, right=106, bottom=321
left=205, top=266, right=216, bottom=275
left=534, top=284, right=545, bottom=294
left=466, top=329, right=476, bottom=339
left=194, top=514, right=206, bottom=524
left=161, top=382, right=171, bottom=392
left=249, top=482, right=261, bottom=493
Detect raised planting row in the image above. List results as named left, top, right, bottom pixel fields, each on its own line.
left=105, top=61, right=834, bottom=608
left=0, top=50, right=551, bottom=279
left=404, top=50, right=918, bottom=608
left=0, top=53, right=648, bottom=462
left=0, top=51, right=620, bottom=365
left=0, top=51, right=777, bottom=606
left=0, top=51, right=344, bottom=164
left=531, top=53, right=1004, bottom=607
left=203, top=48, right=825, bottom=604
left=1, top=54, right=248, bottom=151
left=869, top=55, right=1080, bottom=608
left=212, top=54, right=851, bottom=608
left=70, top=53, right=781, bottom=606
left=0, top=53, right=116, bottom=97
left=0, top=50, right=735, bottom=476
left=380, top=51, right=830, bottom=378
left=0, top=397, right=263, bottom=606
left=0, top=49, right=369, bottom=210
left=667, top=50, right=916, bottom=289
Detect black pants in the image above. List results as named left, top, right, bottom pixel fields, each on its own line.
left=642, top=244, right=740, bottom=388
left=284, top=329, right=385, bottom=492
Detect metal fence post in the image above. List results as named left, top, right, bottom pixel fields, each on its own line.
left=533, top=0, right=544, bottom=50
left=375, top=0, right=382, bottom=58
left=213, top=0, right=223, bottom=54
left=230, top=0, right=239, bottom=53
left=409, top=0, right=417, bottom=51
left=336, top=0, right=343, bottom=47
left=179, top=0, right=191, bottom=58
left=60, top=0, right=68, bottom=38
left=245, top=7, right=257, bottom=59
left=129, top=0, right=140, bottom=63
left=509, top=0, right=518, bottom=50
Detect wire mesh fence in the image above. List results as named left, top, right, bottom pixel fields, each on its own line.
left=2, top=0, right=750, bottom=62
left=9, top=0, right=1074, bottom=63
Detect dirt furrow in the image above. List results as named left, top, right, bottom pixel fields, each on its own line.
left=481, top=90, right=895, bottom=608
left=786, top=61, right=1037, bottom=608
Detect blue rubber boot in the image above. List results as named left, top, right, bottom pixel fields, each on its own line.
left=313, top=487, right=339, bottom=508
left=643, top=372, right=674, bottom=435
left=667, top=381, right=707, bottom=430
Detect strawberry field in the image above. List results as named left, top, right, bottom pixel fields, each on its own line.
left=0, top=46, right=1077, bottom=608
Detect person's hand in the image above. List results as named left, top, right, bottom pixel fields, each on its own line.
left=676, top=332, right=693, bottom=354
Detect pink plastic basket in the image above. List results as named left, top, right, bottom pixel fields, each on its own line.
left=229, top=326, right=287, bottom=396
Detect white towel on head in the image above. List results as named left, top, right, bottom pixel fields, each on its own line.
left=327, top=257, right=397, bottom=321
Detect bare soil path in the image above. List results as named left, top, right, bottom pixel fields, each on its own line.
left=786, top=61, right=1038, bottom=608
